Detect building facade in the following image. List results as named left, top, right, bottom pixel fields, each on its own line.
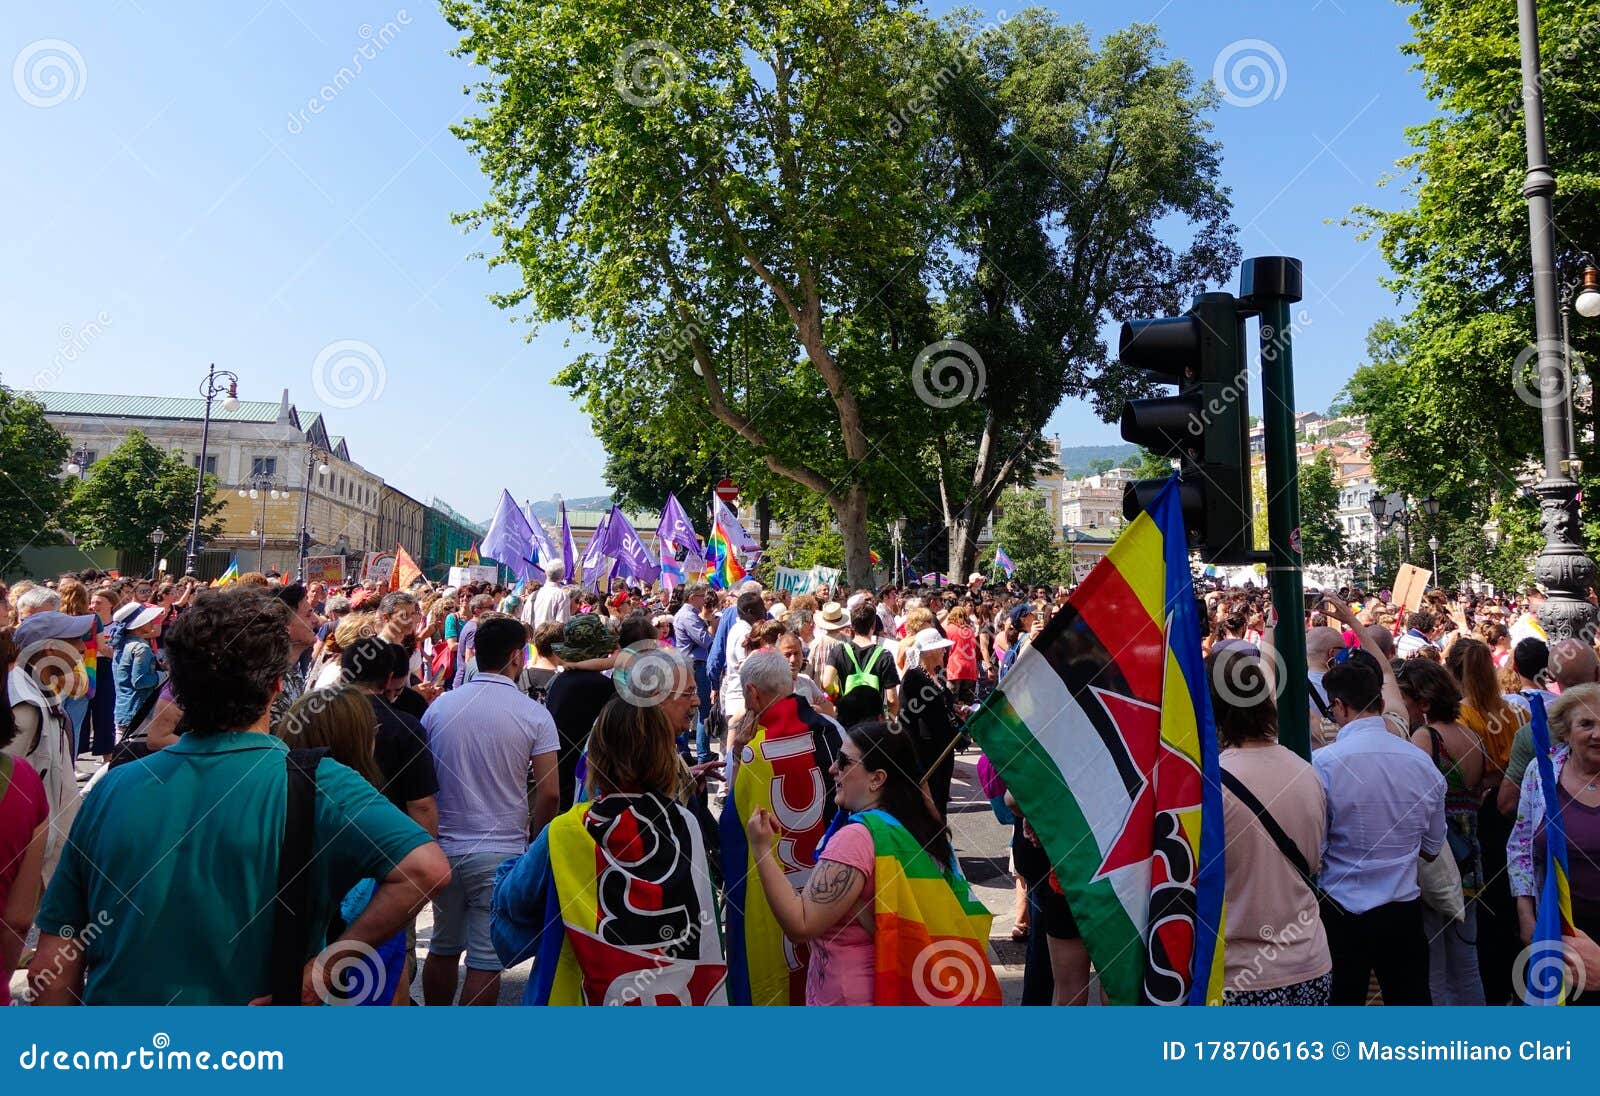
left=32, top=389, right=383, bottom=579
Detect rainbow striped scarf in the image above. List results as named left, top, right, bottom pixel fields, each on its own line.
left=819, top=809, right=1001, bottom=1006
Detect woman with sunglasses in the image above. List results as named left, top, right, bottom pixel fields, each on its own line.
left=745, top=720, right=999, bottom=1005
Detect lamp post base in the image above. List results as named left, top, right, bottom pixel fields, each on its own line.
left=1533, top=477, right=1598, bottom=640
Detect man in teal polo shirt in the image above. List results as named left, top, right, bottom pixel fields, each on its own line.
left=26, top=586, right=452, bottom=1005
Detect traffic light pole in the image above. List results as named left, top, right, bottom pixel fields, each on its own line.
left=1241, top=257, right=1309, bottom=759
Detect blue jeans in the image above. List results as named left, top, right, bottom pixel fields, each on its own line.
left=693, top=660, right=712, bottom=761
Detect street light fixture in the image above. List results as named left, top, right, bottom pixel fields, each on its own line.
left=1428, top=535, right=1441, bottom=581
left=295, top=445, right=332, bottom=583
left=184, top=363, right=240, bottom=576
left=1516, top=0, right=1597, bottom=638
left=240, top=473, right=284, bottom=572
left=149, top=528, right=167, bottom=578
left=64, top=446, right=92, bottom=478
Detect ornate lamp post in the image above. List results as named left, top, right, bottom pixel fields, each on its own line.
left=295, top=446, right=331, bottom=582
left=1517, top=0, right=1597, bottom=639
left=184, top=364, right=239, bottom=576
left=149, top=528, right=167, bottom=578
left=239, top=475, right=286, bottom=572
left=63, top=446, right=93, bottom=478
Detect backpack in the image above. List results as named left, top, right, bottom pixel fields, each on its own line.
left=840, top=643, right=884, bottom=704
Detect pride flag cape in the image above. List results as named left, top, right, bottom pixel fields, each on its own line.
left=968, top=475, right=1225, bottom=1005
left=1526, top=694, right=1576, bottom=1005
left=719, top=695, right=836, bottom=1005
left=816, top=809, right=1000, bottom=1005
left=532, top=796, right=727, bottom=1006
left=706, top=516, right=747, bottom=590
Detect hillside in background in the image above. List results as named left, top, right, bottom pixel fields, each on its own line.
left=1058, top=443, right=1138, bottom=478
left=525, top=495, right=613, bottom=523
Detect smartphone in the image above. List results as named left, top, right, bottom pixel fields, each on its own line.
left=1304, top=592, right=1320, bottom=613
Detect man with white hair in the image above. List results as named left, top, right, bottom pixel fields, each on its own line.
left=528, top=562, right=570, bottom=628
left=15, top=587, right=62, bottom=620
left=720, top=647, right=843, bottom=1005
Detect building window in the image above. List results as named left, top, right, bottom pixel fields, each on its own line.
left=191, top=454, right=217, bottom=475
left=251, top=456, right=277, bottom=477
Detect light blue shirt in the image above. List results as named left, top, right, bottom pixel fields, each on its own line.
left=422, top=673, right=560, bottom=857
left=1312, top=714, right=1446, bottom=914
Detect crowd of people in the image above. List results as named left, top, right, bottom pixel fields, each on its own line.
left=0, top=559, right=1595, bottom=1006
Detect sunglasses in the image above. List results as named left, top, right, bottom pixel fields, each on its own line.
left=835, top=754, right=861, bottom=772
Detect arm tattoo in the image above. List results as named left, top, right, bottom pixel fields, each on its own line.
left=805, top=862, right=860, bottom=906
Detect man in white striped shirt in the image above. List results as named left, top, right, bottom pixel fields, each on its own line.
left=1394, top=609, right=1439, bottom=659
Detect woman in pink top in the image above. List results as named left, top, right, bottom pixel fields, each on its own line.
left=1207, top=646, right=1331, bottom=1005
left=942, top=605, right=979, bottom=703
left=746, top=720, right=956, bottom=1005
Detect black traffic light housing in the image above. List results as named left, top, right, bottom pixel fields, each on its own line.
left=1118, top=291, right=1253, bottom=563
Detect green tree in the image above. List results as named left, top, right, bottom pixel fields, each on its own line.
left=911, top=12, right=1237, bottom=582
left=984, top=494, right=1060, bottom=587
left=1298, top=450, right=1346, bottom=568
left=1346, top=0, right=1600, bottom=559
left=64, top=431, right=222, bottom=555
left=445, top=4, right=1236, bottom=586
left=0, top=388, right=71, bottom=556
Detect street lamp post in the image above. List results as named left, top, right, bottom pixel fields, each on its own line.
left=1066, top=527, right=1081, bottom=586
left=1517, top=0, right=1598, bottom=639
left=239, top=475, right=286, bottom=573
left=1428, top=535, right=1440, bottom=583
left=149, top=528, right=167, bottom=578
left=892, top=517, right=906, bottom=587
left=184, top=364, right=239, bottom=577
left=64, top=446, right=92, bottom=478
left=295, top=446, right=331, bottom=582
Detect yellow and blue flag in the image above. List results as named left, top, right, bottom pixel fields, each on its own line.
left=1526, top=693, right=1576, bottom=1005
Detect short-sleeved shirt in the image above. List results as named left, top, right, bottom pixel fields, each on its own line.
left=453, top=620, right=480, bottom=687
left=827, top=642, right=899, bottom=729
left=808, top=822, right=876, bottom=1006
left=422, top=673, right=560, bottom=856
left=368, top=694, right=439, bottom=811
left=0, top=756, right=48, bottom=908
left=1507, top=722, right=1540, bottom=787
left=35, top=731, right=430, bottom=1005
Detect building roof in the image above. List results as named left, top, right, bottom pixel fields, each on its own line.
left=26, top=389, right=295, bottom=426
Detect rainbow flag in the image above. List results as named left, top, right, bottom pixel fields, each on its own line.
left=869, top=549, right=881, bottom=566
left=719, top=695, right=838, bottom=1005
left=705, top=522, right=746, bottom=590
left=215, top=556, right=240, bottom=586
left=968, top=475, right=1224, bottom=1005
left=531, top=797, right=727, bottom=1006
left=818, top=809, right=1000, bottom=1005
left=1526, top=693, right=1576, bottom=1005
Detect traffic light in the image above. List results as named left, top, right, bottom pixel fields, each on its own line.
left=1118, top=291, right=1253, bottom=563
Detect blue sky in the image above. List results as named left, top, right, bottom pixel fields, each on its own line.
left=1, top=0, right=1427, bottom=520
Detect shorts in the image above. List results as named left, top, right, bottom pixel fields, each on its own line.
left=429, top=850, right=508, bottom=971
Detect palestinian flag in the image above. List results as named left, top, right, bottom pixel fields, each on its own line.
left=967, top=476, right=1224, bottom=1006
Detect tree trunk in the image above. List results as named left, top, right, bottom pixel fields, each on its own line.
left=946, top=512, right=982, bottom=587
left=833, top=484, right=874, bottom=589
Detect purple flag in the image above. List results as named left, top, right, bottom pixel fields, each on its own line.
left=581, top=509, right=611, bottom=592
left=655, top=492, right=706, bottom=574
left=481, top=489, right=544, bottom=582
left=524, top=500, right=558, bottom=565
left=560, top=503, right=577, bottom=580
left=601, top=506, right=662, bottom=584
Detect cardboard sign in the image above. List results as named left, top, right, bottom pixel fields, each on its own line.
left=1392, top=563, right=1433, bottom=615
left=360, top=551, right=395, bottom=586
left=448, top=565, right=499, bottom=587
left=303, top=555, right=346, bottom=585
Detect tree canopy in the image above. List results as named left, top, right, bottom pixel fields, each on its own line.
left=0, top=388, right=71, bottom=560
left=64, top=431, right=222, bottom=556
left=1344, top=0, right=1600, bottom=563
left=445, top=2, right=1236, bottom=584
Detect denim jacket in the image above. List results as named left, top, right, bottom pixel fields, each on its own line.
left=112, top=638, right=161, bottom=728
